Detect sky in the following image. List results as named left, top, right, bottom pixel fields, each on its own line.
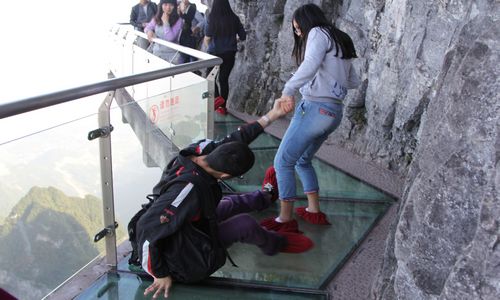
left=0, top=0, right=207, bottom=103
left=0, top=0, right=207, bottom=222
left=0, top=0, right=208, bottom=144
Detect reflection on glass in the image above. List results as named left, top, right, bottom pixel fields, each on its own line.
left=76, top=272, right=327, bottom=300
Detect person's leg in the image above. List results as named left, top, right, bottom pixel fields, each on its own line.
left=218, top=214, right=285, bottom=255
left=260, top=100, right=316, bottom=232
left=295, top=101, right=343, bottom=205
left=218, top=214, right=314, bottom=255
left=216, top=191, right=271, bottom=222
left=273, top=100, right=317, bottom=220
left=217, top=51, right=236, bottom=105
left=294, top=101, right=343, bottom=223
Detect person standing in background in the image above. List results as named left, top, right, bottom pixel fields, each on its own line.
left=204, top=0, right=246, bottom=115
left=145, top=0, right=183, bottom=64
left=178, top=0, right=198, bottom=64
left=130, top=0, right=158, bottom=49
left=261, top=4, right=361, bottom=233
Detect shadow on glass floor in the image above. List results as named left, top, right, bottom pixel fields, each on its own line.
left=85, top=113, right=395, bottom=298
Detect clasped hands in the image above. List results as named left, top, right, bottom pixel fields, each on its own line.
left=273, top=95, right=295, bottom=116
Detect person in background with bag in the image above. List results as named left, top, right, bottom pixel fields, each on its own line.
left=145, top=0, right=183, bottom=64
left=178, top=0, right=198, bottom=64
left=204, top=0, right=246, bottom=115
left=134, top=99, right=313, bottom=299
left=261, top=4, right=361, bottom=233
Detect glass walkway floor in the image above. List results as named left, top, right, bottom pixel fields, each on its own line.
left=77, top=114, right=395, bottom=299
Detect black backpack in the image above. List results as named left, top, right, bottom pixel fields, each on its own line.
left=127, top=173, right=229, bottom=283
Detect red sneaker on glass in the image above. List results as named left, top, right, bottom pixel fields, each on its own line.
left=260, top=217, right=301, bottom=233
left=279, top=232, right=314, bottom=253
left=214, top=96, right=225, bottom=110
left=215, top=107, right=228, bottom=115
left=295, top=206, right=331, bottom=225
left=262, top=166, right=278, bottom=202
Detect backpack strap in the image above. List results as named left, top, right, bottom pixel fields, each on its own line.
left=155, top=172, right=238, bottom=267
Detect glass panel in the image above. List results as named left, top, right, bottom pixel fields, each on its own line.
left=119, top=201, right=389, bottom=290
left=107, top=102, right=164, bottom=229
left=0, top=96, right=111, bottom=300
left=214, top=200, right=390, bottom=289
left=76, top=272, right=327, bottom=300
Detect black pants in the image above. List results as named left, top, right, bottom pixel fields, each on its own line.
left=179, top=34, right=197, bottom=64
left=207, top=51, right=236, bottom=106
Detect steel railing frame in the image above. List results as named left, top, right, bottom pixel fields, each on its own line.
left=0, top=25, right=222, bottom=269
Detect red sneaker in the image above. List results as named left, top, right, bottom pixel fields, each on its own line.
left=260, top=217, right=301, bottom=233
left=279, top=232, right=314, bottom=253
left=216, top=107, right=228, bottom=115
left=214, top=96, right=225, bottom=110
left=262, top=166, right=278, bottom=202
left=295, top=206, right=331, bottom=225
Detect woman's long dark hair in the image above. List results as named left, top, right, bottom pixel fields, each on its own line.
left=208, top=0, right=240, bottom=37
left=155, top=0, right=180, bottom=26
left=292, top=3, right=357, bottom=65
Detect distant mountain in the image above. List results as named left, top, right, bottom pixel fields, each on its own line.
left=0, top=186, right=126, bottom=300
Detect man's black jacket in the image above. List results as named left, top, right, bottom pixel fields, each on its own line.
left=136, top=122, right=263, bottom=278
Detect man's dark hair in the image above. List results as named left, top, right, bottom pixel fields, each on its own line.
left=205, top=141, right=255, bottom=177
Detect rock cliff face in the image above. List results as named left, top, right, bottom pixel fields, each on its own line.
left=225, top=0, right=499, bottom=298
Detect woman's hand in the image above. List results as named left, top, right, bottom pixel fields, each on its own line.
left=144, top=276, right=173, bottom=299
left=280, top=95, right=295, bottom=113
left=147, top=31, right=155, bottom=42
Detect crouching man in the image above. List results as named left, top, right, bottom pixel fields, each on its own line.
left=130, top=99, right=313, bottom=299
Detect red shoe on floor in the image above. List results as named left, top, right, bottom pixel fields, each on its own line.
left=215, top=107, right=228, bottom=115
left=279, top=232, right=314, bottom=253
left=214, top=96, right=225, bottom=110
left=260, top=217, right=301, bottom=233
left=295, top=206, right=331, bottom=225
left=262, top=166, right=278, bottom=202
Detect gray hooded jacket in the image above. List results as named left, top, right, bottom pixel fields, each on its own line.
left=283, top=27, right=361, bottom=103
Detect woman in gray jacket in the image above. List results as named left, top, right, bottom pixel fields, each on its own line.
left=261, top=3, right=361, bottom=233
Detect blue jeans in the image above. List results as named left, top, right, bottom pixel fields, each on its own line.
left=274, top=99, right=343, bottom=200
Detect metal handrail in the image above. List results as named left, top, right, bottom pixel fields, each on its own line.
left=0, top=57, right=222, bottom=119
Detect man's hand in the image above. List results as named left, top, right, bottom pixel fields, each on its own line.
left=144, top=276, right=173, bottom=299
left=257, top=97, right=295, bottom=128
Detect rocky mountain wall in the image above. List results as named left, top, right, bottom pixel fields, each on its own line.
left=225, top=0, right=499, bottom=298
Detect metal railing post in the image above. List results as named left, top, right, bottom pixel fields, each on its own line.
left=97, top=91, right=118, bottom=267
left=206, top=66, right=219, bottom=140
